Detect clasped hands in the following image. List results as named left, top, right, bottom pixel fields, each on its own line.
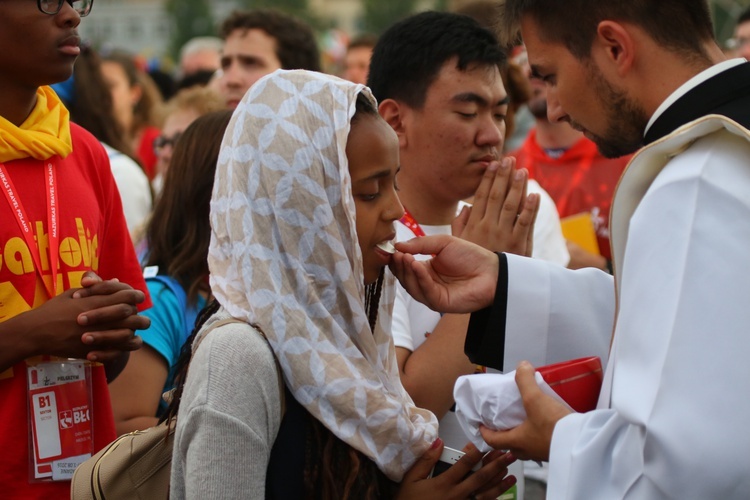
left=452, top=157, right=539, bottom=257
left=389, top=156, right=538, bottom=314
left=34, top=270, right=149, bottom=363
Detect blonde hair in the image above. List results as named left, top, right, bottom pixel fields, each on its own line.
left=159, top=86, right=225, bottom=127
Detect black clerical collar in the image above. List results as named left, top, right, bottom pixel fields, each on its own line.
left=644, top=62, right=750, bottom=145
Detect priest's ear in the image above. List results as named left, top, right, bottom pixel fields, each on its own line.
left=378, top=99, right=409, bottom=148
left=592, top=20, right=636, bottom=79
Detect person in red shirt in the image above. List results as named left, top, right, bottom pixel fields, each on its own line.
left=0, top=1, right=151, bottom=497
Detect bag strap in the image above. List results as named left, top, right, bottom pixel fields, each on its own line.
left=191, top=317, right=242, bottom=355
left=159, top=318, right=246, bottom=406
left=191, top=317, right=286, bottom=416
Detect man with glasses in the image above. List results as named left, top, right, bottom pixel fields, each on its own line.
left=37, top=0, right=93, bottom=16
left=729, top=7, right=750, bottom=60
left=0, top=1, right=152, bottom=496
left=151, top=86, right=224, bottom=195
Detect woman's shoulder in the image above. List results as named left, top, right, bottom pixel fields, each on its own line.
left=190, top=308, right=280, bottom=403
left=198, top=309, right=273, bottom=358
left=178, top=308, right=282, bottom=434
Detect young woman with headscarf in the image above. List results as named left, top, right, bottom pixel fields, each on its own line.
left=167, top=70, right=517, bottom=499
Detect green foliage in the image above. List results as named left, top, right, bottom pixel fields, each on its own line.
left=165, top=0, right=216, bottom=60
left=361, top=0, right=417, bottom=34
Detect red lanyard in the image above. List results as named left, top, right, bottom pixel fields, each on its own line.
left=400, top=208, right=426, bottom=238
left=0, top=159, right=60, bottom=298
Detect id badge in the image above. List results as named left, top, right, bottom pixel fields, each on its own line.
left=27, top=360, right=94, bottom=482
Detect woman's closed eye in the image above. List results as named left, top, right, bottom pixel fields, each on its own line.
left=358, top=191, right=380, bottom=202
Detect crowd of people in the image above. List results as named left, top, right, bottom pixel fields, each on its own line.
left=1, top=0, right=749, bottom=498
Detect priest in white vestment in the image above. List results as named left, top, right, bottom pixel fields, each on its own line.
left=389, top=1, right=750, bottom=498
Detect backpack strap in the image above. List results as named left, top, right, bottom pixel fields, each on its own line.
left=161, top=316, right=244, bottom=408
left=191, top=317, right=286, bottom=416
left=191, top=317, right=242, bottom=354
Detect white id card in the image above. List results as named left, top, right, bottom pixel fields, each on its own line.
left=27, top=360, right=94, bottom=481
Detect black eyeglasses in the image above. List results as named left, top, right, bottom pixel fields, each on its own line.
left=38, top=0, right=94, bottom=17
left=153, top=133, right=183, bottom=153
left=726, top=37, right=750, bottom=50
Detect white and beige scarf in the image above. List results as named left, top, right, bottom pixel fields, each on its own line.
left=208, top=70, right=438, bottom=481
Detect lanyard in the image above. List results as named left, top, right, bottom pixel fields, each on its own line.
left=399, top=208, right=426, bottom=238
left=0, top=159, right=60, bottom=298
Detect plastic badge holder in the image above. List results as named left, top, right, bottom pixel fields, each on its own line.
left=536, top=356, right=603, bottom=413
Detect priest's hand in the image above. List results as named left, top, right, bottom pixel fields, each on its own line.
left=479, top=361, right=572, bottom=462
left=390, top=235, right=499, bottom=314
left=452, top=158, right=539, bottom=257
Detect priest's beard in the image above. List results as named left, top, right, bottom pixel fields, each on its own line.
left=576, top=65, right=650, bottom=159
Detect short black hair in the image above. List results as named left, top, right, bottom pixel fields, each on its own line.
left=498, top=0, right=715, bottom=63
left=367, top=11, right=506, bottom=109
left=220, top=9, right=320, bottom=72
left=738, top=6, right=750, bottom=26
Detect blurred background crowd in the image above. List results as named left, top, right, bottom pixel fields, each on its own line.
left=81, top=0, right=748, bottom=70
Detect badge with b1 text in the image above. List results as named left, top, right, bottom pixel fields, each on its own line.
left=27, top=361, right=94, bottom=481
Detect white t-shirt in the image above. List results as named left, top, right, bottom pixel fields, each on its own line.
left=104, top=143, right=152, bottom=238
left=527, top=179, right=569, bottom=266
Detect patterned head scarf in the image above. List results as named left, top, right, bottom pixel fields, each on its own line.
left=208, top=70, right=438, bottom=481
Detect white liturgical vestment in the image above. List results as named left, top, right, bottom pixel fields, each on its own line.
left=502, top=115, right=750, bottom=499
